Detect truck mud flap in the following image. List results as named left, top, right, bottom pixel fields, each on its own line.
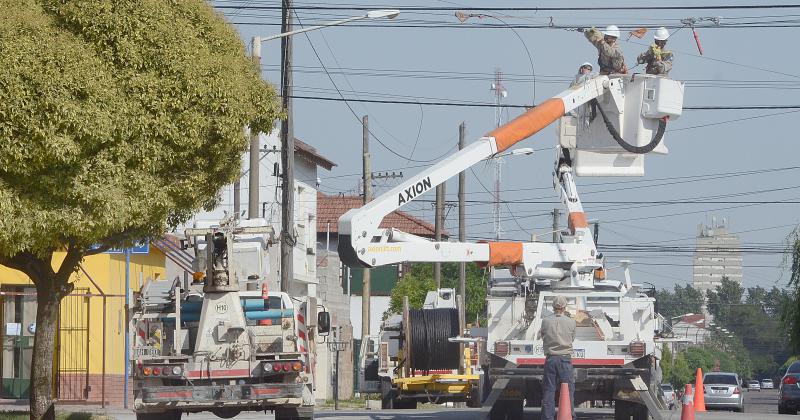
left=141, top=383, right=304, bottom=403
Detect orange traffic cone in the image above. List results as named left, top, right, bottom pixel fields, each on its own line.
left=694, top=368, right=706, bottom=412
left=557, top=382, right=572, bottom=420
left=680, top=384, right=695, bottom=420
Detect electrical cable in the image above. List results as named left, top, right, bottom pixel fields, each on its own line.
left=407, top=308, right=460, bottom=371
left=591, top=98, right=666, bottom=154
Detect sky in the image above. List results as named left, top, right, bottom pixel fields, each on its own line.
left=212, top=0, right=800, bottom=291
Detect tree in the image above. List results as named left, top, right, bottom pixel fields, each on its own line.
left=388, top=262, right=488, bottom=323
left=657, top=284, right=704, bottom=322
left=0, top=2, right=280, bottom=418
left=706, top=277, right=744, bottom=326
left=785, top=229, right=800, bottom=354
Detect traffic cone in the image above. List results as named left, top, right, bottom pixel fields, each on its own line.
left=557, top=382, right=572, bottom=420
left=694, top=368, right=706, bottom=412
left=680, top=384, right=695, bottom=420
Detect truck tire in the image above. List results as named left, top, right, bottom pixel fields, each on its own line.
left=380, top=377, right=395, bottom=409
left=275, top=406, right=314, bottom=420
left=489, top=400, right=523, bottom=420
left=135, top=411, right=181, bottom=420
left=614, top=400, right=650, bottom=420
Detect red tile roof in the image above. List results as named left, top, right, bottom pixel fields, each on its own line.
left=317, top=192, right=447, bottom=239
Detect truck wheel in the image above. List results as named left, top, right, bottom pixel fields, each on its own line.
left=380, top=378, right=395, bottom=409
left=210, top=408, right=241, bottom=418
left=275, top=406, right=314, bottom=420
left=489, top=400, right=523, bottom=420
left=136, top=411, right=181, bottom=420
left=614, top=400, right=633, bottom=420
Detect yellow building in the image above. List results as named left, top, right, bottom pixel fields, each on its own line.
left=0, top=245, right=167, bottom=407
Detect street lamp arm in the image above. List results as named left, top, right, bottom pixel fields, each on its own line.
left=258, top=9, right=400, bottom=42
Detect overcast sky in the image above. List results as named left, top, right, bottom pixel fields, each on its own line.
left=214, top=0, right=800, bottom=291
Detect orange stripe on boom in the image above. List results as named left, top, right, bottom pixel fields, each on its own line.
left=488, top=242, right=524, bottom=266
left=568, top=212, right=588, bottom=233
left=487, top=98, right=566, bottom=152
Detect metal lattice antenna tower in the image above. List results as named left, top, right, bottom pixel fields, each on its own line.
left=490, top=69, right=507, bottom=240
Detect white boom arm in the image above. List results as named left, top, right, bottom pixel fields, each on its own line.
left=338, top=75, right=653, bottom=287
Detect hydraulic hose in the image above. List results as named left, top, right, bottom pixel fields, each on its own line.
left=591, top=98, right=667, bottom=154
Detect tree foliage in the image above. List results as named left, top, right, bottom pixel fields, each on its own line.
left=0, top=2, right=280, bottom=418
left=656, top=284, right=704, bottom=321
left=785, top=229, right=800, bottom=354
left=388, top=262, right=488, bottom=323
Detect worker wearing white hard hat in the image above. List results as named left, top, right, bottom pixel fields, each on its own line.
left=570, top=62, right=595, bottom=88
left=637, top=26, right=674, bottom=75
left=538, top=295, right=577, bottom=420
left=578, top=25, right=628, bottom=75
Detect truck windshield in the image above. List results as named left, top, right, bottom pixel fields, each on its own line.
left=704, top=374, right=737, bottom=385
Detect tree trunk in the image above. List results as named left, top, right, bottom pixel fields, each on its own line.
left=30, top=281, right=62, bottom=420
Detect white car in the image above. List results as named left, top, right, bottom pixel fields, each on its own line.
left=747, top=380, right=761, bottom=391
left=762, top=379, right=774, bottom=389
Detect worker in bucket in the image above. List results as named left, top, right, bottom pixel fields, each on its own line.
left=570, top=62, right=594, bottom=87
left=637, top=27, right=673, bottom=75
left=538, top=295, right=577, bottom=420
left=579, top=25, right=628, bottom=75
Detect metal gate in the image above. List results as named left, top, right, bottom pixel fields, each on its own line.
left=56, top=288, right=90, bottom=401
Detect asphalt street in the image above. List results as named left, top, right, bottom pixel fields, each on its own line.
left=29, top=390, right=786, bottom=420
left=103, top=390, right=787, bottom=420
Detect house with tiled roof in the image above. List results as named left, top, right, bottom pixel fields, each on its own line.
left=316, top=192, right=447, bottom=338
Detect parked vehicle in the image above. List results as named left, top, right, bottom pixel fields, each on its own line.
left=763, top=379, right=775, bottom=390
left=703, top=372, right=744, bottom=412
left=660, top=384, right=676, bottom=409
left=747, top=380, right=761, bottom=391
left=779, top=361, right=800, bottom=415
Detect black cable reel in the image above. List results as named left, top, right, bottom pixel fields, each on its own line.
left=407, top=308, right=460, bottom=372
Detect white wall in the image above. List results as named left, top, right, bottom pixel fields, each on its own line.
left=349, top=295, right=390, bottom=338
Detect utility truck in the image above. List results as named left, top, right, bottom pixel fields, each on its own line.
left=339, top=73, right=684, bottom=420
left=130, top=217, right=329, bottom=420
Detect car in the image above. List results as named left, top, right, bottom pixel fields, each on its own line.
left=763, top=379, right=775, bottom=390
left=779, top=361, right=800, bottom=415
left=703, top=372, right=744, bottom=412
left=747, top=380, right=761, bottom=391
left=660, top=384, right=676, bottom=409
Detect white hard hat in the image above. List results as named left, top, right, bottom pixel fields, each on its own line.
left=580, top=62, right=593, bottom=70
left=602, top=25, right=620, bottom=38
left=654, top=27, right=670, bottom=41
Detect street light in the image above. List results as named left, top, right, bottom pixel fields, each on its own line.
left=258, top=9, right=400, bottom=42
left=246, top=8, right=400, bottom=293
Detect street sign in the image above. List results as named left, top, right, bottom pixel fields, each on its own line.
left=104, top=241, right=150, bottom=254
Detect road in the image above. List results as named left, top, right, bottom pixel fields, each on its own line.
left=106, top=392, right=786, bottom=420
left=64, top=390, right=787, bottom=420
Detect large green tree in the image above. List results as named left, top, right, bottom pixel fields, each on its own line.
left=785, top=229, right=800, bottom=354
left=388, top=262, right=488, bottom=323
left=656, top=284, right=704, bottom=322
left=0, top=1, right=280, bottom=418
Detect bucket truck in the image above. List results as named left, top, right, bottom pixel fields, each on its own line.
left=338, top=73, right=684, bottom=420
left=130, top=217, right=329, bottom=420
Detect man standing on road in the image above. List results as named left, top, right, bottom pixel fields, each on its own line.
left=539, top=295, right=577, bottom=420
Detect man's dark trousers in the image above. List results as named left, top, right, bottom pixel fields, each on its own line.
left=542, top=354, right=575, bottom=420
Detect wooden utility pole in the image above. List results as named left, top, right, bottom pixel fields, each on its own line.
left=361, top=115, right=372, bottom=340
left=249, top=37, right=262, bottom=220
left=458, top=122, right=466, bottom=325
left=434, top=182, right=445, bottom=288
left=552, top=208, right=560, bottom=242
left=279, top=0, right=294, bottom=293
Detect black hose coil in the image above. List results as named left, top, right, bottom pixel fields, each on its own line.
left=408, top=308, right=460, bottom=371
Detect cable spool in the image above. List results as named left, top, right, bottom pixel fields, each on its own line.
left=407, top=308, right=460, bottom=371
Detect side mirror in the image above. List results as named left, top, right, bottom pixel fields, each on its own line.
left=317, top=311, right=331, bottom=335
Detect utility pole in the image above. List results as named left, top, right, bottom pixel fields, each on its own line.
left=361, top=115, right=371, bottom=340
left=552, top=208, right=560, bottom=243
left=458, top=122, right=466, bottom=327
left=434, top=182, right=445, bottom=288
left=279, top=0, right=294, bottom=293
left=249, top=37, right=262, bottom=220
left=593, top=220, right=600, bottom=244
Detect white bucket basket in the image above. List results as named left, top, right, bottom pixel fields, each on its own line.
left=559, top=74, right=684, bottom=176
